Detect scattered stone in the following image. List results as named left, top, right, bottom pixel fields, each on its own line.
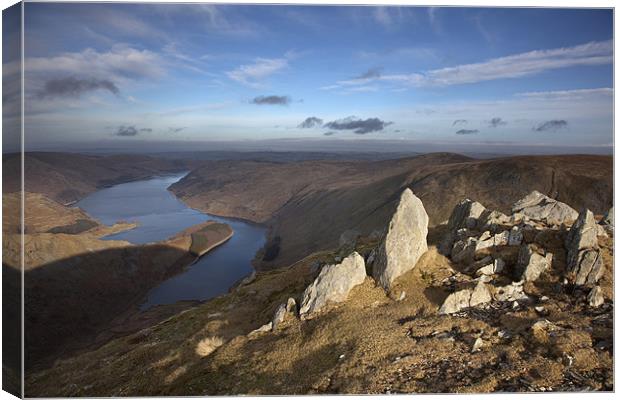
left=498, top=330, right=512, bottom=339
left=373, top=189, right=429, bottom=290
left=540, top=296, right=549, bottom=302
left=249, top=322, right=273, bottom=335
left=535, top=306, right=546, bottom=313
left=299, top=252, right=366, bottom=317
left=512, top=191, right=578, bottom=226
left=470, top=281, right=492, bottom=307
left=495, top=281, right=529, bottom=302
left=439, top=289, right=472, bottom=315
left=476, top=258, right=505, bottom=276
left=398, top=291, right=406, bottom=301
left=439, top=281, right=491, bottom=314
left=587, top=286, right=604, bottom=307
left=471, top=337, right=484, bottom=353
left=518, top=244, right=552, bottom=282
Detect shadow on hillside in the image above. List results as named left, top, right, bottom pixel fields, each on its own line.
left=19, top=243, right=195, bottom=373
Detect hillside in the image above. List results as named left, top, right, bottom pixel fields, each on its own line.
left=2, top=152, right=194, bottom=205
left=25, top=190, right=614, bottom=396
left=170, top=153, right=613, bottom=269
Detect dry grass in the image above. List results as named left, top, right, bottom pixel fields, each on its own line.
left=195, top=337, right=225, bottom=357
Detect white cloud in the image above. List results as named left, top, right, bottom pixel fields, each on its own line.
left=384, top=40, right=612, bottom=87
left=323, top=40, right=612, bottom=91
left=515, top=87, right=613, bottom=100
left=25, top=45, right=165, bottom=82
left=226, top=57, right=289, bottom=88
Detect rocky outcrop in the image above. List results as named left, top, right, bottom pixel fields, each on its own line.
left=565, top=209, right=604, bottom=286
left=512, top=191, right=578, bottom=226
left=372, top=189, right=429, bottom=290
left=587, top=286, right=604, bottom=307
left=601, top=207, right=614, bottom=227
left=271, top=298, right=297, bottom=330
left=440, top=199, right=486, bottom=254
left=439, top=281, right=491, bottom=314
left=299, top=252, right=366, bottom=318
left=518, top=245, right=553, bottom=282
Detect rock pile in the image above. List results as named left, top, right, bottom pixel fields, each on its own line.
left=438, top=191, right=607, bottom=313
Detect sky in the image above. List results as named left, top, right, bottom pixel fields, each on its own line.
left=2, top=3, right=614, bottom=154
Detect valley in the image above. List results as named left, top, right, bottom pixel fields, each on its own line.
left=2, top=150, right=614, bottom=395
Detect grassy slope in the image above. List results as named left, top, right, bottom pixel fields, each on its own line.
left=26, top=226, right=613, bottom=396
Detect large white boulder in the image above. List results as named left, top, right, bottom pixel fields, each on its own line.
left=299, top=252, right=366, bottom=318
left=373, top=189, right=429, bottom=290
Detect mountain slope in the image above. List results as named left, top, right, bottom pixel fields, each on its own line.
left=170, top=153, right=612, bottom=269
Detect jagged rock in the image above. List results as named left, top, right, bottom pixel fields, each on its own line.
left=476, top=258, right=505, bottom=276
left=475, top=230, right=510, bottom=253
left=518, top=245, right=553, bottom=282
left=451, top=237, right=477, bottom=264
left=508, top=226, right=523, bottom=246
left=494, top=281, right=529, bottom=302
left=272, top=297, right=298, bottom=330
left=573, top=249, right=604, bottom=286
left=596, top=224, right=608, bottom=238
left=366, top=248, right=376, bottom=267
left=373, top=189, right=428, bottom=289
left=272, top=303, right=288, bottom=330
left=440, top=199, right=486, bottom=254
left=478, top=210, right=511, bottom=232
left=439, top=281, right=491, bottom=314
left=565, top=209, right=603, bottom=285
left=448, top=199, right=487, bottom=231
left=512, top=191, right=578, bottom=226
left=249, top=322, right=273, bottom=335
left=470, top=281, right=492, bottom=306
left=566, top=209, right=599, bottom=254
left=286, top=297, right=297, bottom=313
left=299, top=252, right=366, bottom=317
left=439, top=289, right=472, bottom=314
left=601, top=207, right=614, bottom=227
left=471, top=337, right=484, bottom=353
left=587, top=286, right=604, bottom=307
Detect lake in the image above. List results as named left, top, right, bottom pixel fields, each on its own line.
left=76, top=173, right=266, bottom=310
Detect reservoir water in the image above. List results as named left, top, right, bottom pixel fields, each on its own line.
left=76, top=173, right=266, bottom=310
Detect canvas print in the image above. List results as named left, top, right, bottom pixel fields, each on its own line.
left=1, top=2, right=614, bottom=397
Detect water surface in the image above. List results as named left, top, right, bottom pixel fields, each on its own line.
left=77, top=173, right=266, bottom=310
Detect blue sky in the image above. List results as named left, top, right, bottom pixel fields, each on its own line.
left=3, top=3, right=614, bottom=153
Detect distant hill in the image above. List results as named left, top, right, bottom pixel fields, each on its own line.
left=170, top=153, right=613, bottom=269
left=2, top=152, right=194, bottom=205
